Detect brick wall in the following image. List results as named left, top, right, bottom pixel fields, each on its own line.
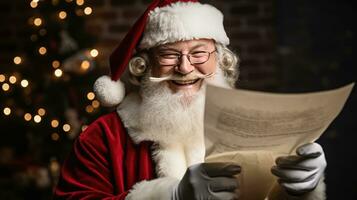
left=203, top=0, right=277, bottom=90
left=1, top=0, right=277, bottom=90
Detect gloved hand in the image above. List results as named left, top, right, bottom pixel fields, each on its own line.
left=172, top=162, right=241, bottom=200
left=271, top=143, right=327, bottom=196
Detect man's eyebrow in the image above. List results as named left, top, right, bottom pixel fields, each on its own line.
left=156, top=47, right=180, bottom=52
left=157, top=43, right=210, bottom=52
left=190, top=43, right=208, bottom=49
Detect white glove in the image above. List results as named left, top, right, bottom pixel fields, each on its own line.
left=271, top=143, right=327, bottom=196
left=172, top=162, right=240, bottom=200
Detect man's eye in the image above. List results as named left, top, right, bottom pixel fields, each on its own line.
left=190, top=51, right=208, bottom=58
left=160, top=54, right=179, bottom=59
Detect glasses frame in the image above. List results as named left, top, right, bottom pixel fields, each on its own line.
left=156, top=49, right=217, bottom=67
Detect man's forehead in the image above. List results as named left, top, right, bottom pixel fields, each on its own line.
left=157, top=39, right=215, bottom=50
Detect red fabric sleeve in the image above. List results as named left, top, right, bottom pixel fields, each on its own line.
left=53, top=112, right=155, bottom=200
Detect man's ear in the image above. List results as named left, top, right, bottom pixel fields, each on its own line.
left=128, top=54, right=149, bottom=86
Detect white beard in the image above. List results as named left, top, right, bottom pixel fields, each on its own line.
left=139, top=74, right=206, bottom=143
left=117, top=74, right=206, bottom=179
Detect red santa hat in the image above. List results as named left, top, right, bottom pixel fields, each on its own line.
left=94, top=0, right=229, bottom=107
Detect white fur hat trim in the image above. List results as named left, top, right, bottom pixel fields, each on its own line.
left=139, top=2, right=229, bottom=49
left=93, top=75, right=125, bottom=107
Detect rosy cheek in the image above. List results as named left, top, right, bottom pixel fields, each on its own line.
left=159, top=66, right=173, bottom=75
left=152, top=66, right=173, bottom=77
left=196, top=61, right=216, bottom=74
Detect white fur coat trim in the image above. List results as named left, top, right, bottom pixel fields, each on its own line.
left=139, top=2, right=229, bottom=49
left=125, top=177, right=179, bottom=200
left=117, top=93, right=205, bottom=179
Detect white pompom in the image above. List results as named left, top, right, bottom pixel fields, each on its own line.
left=93, top=75, right=125, bottom=107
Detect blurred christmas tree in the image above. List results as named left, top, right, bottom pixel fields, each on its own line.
left=0, top=0, right=105, bottom=199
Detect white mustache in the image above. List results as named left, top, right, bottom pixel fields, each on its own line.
left=149, top=72, right=215, bottom=83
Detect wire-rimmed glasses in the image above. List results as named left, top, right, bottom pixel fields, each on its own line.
left=156, top=50, right=216, bottom=66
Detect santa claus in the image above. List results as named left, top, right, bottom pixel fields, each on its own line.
left=54, top=0, right=327, bottom=199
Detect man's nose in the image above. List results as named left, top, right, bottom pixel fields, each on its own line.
left=177, top=55, right=194, bottom=74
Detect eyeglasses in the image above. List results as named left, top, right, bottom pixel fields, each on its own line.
left=156, top=50, right=216, bottom=66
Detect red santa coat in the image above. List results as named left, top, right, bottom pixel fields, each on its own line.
left=54, top=106, right=326, bottom=200
left=54, top=112, right=156, bottom=199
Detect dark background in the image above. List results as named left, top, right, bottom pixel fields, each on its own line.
left=274, top=0, right=357, bottom=199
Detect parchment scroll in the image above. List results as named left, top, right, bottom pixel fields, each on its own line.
left=204, top=83, right=354, bottom=200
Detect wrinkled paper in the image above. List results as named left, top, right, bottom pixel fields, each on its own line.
left=204, top=83, right=354, bottom=200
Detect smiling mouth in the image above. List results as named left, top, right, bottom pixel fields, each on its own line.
left=171, top=79, right=200, bottom=86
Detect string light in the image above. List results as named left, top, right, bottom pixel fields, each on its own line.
left=50, top=158, right=61, bottom=174
left=51, top=133, right=60, bottom=141
left=81, top=60, right=90, bottom=71
left=0, top=74, right=5, bottom=82
left=76, top=0, right=84, bottom=6
left=52, top=60, right=60, bottom=68
left=54, top=69, right=63, bottom=77
left=34, top=18, right=42, bottom=26
left=59, top=11, right=67, bottom=19
left=39, top=29, right=47, bottom=36
left=51, top=119, right=59, bottom=128
left=38, top=108, right=46, bottom=116
left=81, top=125, right=88, bottom=131
left=24, top=113, right=32, bottom=121
left=9, top=76, right=17, bottom=84
left=13, top=56, right=22, bottom=65
left=3, top=107, right=11, bottom=116
left=87, top=92, right=95, bottom=100
left=84, top=7, right=92, bottom=15
left=75, top=9, right=84, bottom=16
left=34, top=115, right=42, bottom=123
left=92, top=100, right=100, bottom=108
left=85, top=105, right=94, bottom=113
left=39, top=46, right=47, bottom=55
left=52, top=0, right=60, bottom=5
left=30, top=1, right=38, bottom=8
left=90, top=49, right=98, bottom=57
left=2, top=83, right=10, bottom=91
left=31, top=34, right=38, bottom=41
left=63, top=124, right=71, bottom=132
left=21, top=79, right=29, bottom=88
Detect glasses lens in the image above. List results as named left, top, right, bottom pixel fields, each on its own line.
left=190, top=52, right=209, bottom=64
left=158, top=53, right=179, bottom=65
left=157, top=51, right=211, bottom=66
